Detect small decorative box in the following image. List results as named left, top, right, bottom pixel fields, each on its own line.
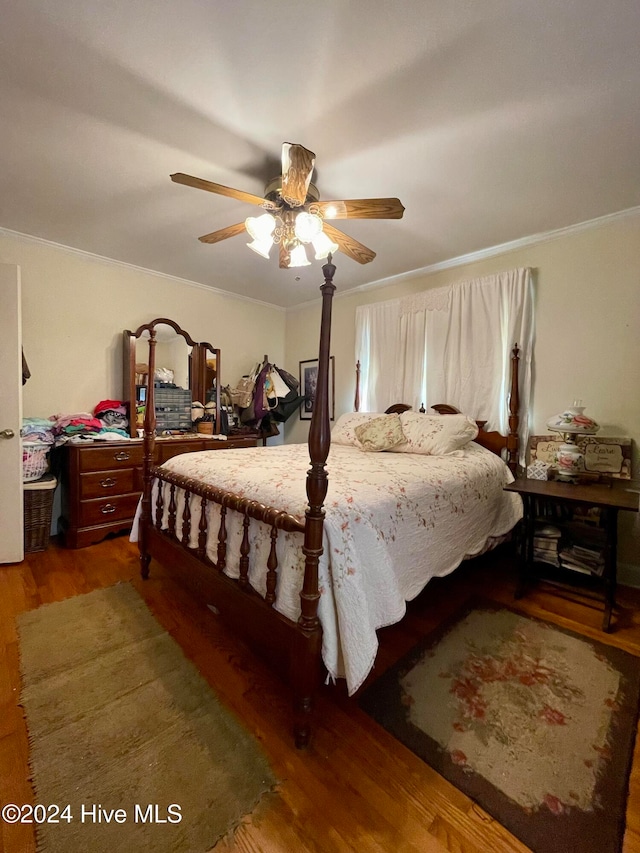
left=527, top=460, right=551, bottom=481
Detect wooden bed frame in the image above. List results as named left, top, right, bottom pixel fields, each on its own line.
left=138, top=258, right=521, bottom=748
left=356, top=347, right=521, bottom=472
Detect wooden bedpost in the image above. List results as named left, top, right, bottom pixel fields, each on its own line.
left=295, top=255, right=336, bottom=748
left=139, top=328, right=157, bottom=579
left=506, top=343, right=520, bottom=475
left=354, top=360, right=360, bottom=412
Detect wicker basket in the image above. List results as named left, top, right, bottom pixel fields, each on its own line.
left=22, top=441, right=50, bottom=482
left=24, top=475, right=57, bottom=553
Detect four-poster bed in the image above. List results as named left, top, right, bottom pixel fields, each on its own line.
left=136, top=258, right=522, bottom=748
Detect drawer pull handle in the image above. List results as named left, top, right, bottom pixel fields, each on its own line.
left=114, top=451, right=130, bottom=461
left=99, top=477, right=117, bottom=488
left=101, top=504, right=117, bottom=514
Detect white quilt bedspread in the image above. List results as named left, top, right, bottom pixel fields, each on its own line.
left=137, top=442, right=522, bottom=694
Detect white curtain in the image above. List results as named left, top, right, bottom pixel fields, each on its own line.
left=354, top=298, right=402, bottom=412
left=355, top=268, right=534, bottom=462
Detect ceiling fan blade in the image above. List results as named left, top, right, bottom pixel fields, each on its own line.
left=198, top=222, right=247, bottom=244
left=280, top=143, right=315, bottom=207
left=322, top=223, right=376, bottom=264
left=171, top=173, right=266, bottom=207
left=315, top=198, right=405, bottom=220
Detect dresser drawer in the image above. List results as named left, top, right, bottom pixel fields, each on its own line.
left=77, top=444, right=144, bottom=472
left=79, top=468, right=136, bottom=500
left=225, top=436, right=259, bottom=449
left=78, top=493, right=141, bottom=528
left=155, top=437, right=211, bottom=464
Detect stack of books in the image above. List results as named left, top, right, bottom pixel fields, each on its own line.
left=559, top=544, right=605, bottom=576
left=533, top=523, right=562, bottom=567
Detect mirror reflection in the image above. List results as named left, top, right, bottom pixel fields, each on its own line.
left=134, top=327, right=192, bottom=392
left=122, top=318, right=221, bottom=438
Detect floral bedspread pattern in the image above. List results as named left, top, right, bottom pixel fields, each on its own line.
left=146, top=443, right=522, bottom=693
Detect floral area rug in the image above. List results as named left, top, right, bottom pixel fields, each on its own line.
left=359, top=600, right=640, bottom=853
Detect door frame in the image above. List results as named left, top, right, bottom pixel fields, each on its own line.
left=0, top=264, right=24, bottom=563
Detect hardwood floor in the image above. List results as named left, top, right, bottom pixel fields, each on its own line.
left=2, top=535, right=640, bottom=853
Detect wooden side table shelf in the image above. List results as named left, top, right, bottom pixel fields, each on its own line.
left=504, top=477, right=639, bottom=631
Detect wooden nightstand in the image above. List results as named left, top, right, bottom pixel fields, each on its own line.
left=504, top=477, right=639, bottom=631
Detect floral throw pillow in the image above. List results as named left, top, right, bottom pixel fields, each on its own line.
left=354, top=414, right=406, bottom=452
left=331, top=412, right=387, bottom=446
left=389, top=411, right=479, bottom=455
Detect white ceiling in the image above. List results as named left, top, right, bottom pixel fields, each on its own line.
left=1, top=0, right=639, bottom=308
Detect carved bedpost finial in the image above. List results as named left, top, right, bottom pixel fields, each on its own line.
left=322, top=253, right=336, bottom=283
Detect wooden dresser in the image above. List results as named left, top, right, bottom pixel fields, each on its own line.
left=58, top=434, right=258, bottom=548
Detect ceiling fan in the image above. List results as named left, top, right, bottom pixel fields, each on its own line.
left=171, top=142, right=405, bottom=270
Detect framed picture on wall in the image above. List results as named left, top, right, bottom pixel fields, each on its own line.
left=299, top=356, right=335, bottom=421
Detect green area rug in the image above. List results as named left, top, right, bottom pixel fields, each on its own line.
left=359, top=599, right=640, bottom=853
left=17, top=583, right=276, bottom=852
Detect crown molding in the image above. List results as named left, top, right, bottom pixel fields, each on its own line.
left=338, top=204, right=640, bottom=302
left=0, top=226, right=285, bottom=312
left=3, top=204, right=638, bottom=314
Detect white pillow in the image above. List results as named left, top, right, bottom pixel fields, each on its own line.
left=354, top=414, right=405, bottom=452
left=331, top=412, right=386, bottom=446
left=389, top=411, right=479, bottom=455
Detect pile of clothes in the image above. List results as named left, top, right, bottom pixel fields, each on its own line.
left=20, top=417, right=56, bottom=446
left=48, top=412, right=105, bottom=443
left=94, top=400, right=128, bottom=432
left=21, top=402, right=130, bottom=452
left=47, top=401, right=129, bottom=444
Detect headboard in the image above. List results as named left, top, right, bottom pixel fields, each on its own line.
left=376, top=344, right=521, bottom=474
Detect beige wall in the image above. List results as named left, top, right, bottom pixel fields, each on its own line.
left=5, top=213, right=638, bottom=572
left=284, top=211, right=640, bottom=571
left=0, top=232, right=285, bottom=418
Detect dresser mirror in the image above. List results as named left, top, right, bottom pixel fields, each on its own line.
left=122, top=318, right=220, bottom=438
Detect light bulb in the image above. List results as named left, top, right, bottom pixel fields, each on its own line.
left=289, top=243, right=311, bottom=267
left=311, top=231, right=339, bottom=259
left=246, top=236, right=274, bottom=258
left=245, top=213, right=276, bottom=241
left=294, top=212, right=323, bottom=243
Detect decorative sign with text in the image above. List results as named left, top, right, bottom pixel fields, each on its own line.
left=529, top=435, right=632, bottom=479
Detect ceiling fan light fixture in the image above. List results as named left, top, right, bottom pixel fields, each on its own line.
left=311, top=230, right=340, bottom=259
left=245, top=213, right=276, bottom=241
left=288, top=242, right=311, bottom=267
left=173, top=142, right=403, bottom=269
left=246, top=236, right=274, bottom=258
left=294, top=211, right=323, bottom=243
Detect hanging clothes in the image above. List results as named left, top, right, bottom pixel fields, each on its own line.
left=236, top=360, right=304, bottom=428
left=22, top=349, right=31, bottom=385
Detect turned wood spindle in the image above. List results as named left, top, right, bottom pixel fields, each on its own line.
left=265, top=525, right=279, bottom=605
left=181, top=490, right=191, bottom=545
left=168, top=483, right=177, bottom=537
left=239, top=513, right=251, bottom=587
left=217, top=503, right=228, bottom=570
left=197, top=497, right=208, bottom=558
left=155, top=481, right=164, bottom=530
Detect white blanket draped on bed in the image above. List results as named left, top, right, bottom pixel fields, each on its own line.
left=131, top=442, right=522, bottom=694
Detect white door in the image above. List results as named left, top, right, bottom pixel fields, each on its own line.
left=0, top=264, right=23, bottom=563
